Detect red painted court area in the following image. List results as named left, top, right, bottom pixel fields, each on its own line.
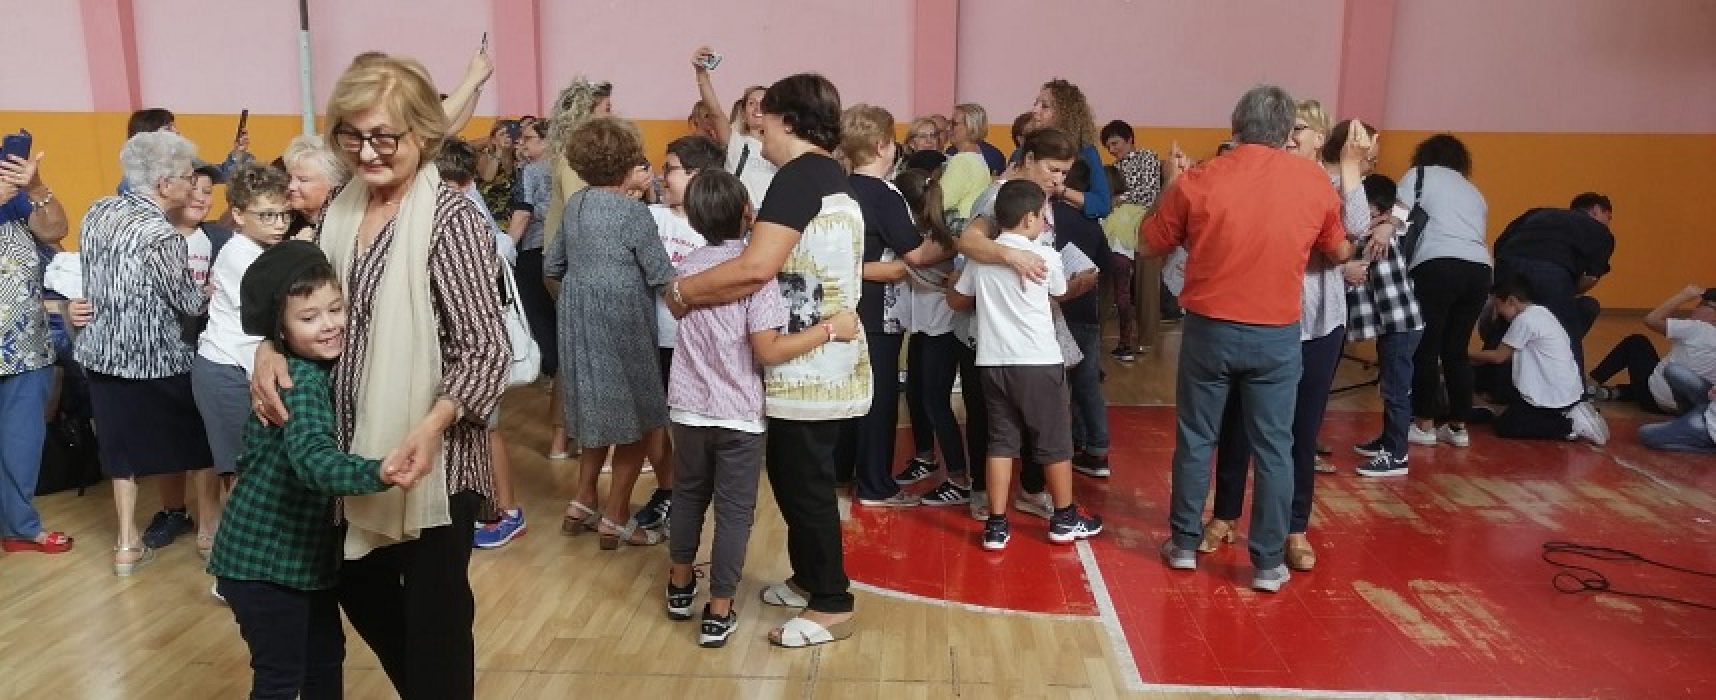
left=844, top=407, right=1716, bottom=698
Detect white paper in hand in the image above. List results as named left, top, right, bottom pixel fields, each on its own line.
left=1060, top=243, right=1096, bottom=277
left=44, top=252, right=82, bottom=299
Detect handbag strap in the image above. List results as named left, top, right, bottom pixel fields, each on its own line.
left=1413, top=164, right=1425, bottom=202
left=735, top=143, right=751, bottom=177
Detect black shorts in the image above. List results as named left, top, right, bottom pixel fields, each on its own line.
left=979, top=364, right=1073, bottom=464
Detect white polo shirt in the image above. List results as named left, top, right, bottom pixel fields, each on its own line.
left=1502, top=304, right=1583, bottom=409
left=956, top=232, right=1067, bottom=367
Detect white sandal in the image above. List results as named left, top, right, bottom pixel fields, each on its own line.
left=113, top=545, right=155, bottom=577
left=759, top=582, right=809, bottom=608
left=770, top=616, right=855, bottom=648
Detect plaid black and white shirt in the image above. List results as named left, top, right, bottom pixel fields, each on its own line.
left=1346, top=228, right=1424, bottom=340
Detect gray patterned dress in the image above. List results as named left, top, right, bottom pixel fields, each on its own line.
left=544, top=188, right=673, bottom=446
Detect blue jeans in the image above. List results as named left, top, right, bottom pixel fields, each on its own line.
left=1377, top=329, right=1424, bottom=459
left=1639, top=403, right=1716, bottom=454
left=1663, top=362, right=1714, bottom=415
left=1169, top=315, right=1302, bottom=569
left=1067, top=322, right=1110, bottom=456
left=0, top=367, right=52, bottom=540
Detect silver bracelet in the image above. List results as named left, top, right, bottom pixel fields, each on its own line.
left=30, top=190, right=53, bottom=209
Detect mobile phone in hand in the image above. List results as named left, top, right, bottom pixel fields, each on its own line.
left=1, top=130, right=31, bottom=161
left=235, top=110, right=250, bottom=142
left=702, top=52, right=723, bottom=70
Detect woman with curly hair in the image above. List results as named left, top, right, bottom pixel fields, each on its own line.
left=1027, top=79, right=1112, bottom=220
left=544, top=116, right=672, bottom=549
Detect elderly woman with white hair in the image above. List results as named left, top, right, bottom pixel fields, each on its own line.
left=281, top=134, right=348, bottom=241
left=75, top=130, right=213, bottom=576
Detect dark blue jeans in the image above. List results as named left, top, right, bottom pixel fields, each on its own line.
left=855, top=332, right=904, bottom=501
left=1209, top=326, right=1344, bottom=535
left=1170, top=315, right=1302, bottom=569
left=1640, top=402, right=1716, bottom=454
left=1377, top=329, right=1424, bottom=459
left=906, top=332, right=967, bottom=475
left=1067, top=321, right=1110, bottom=457
left=219, top=578, right=345, bottom=700
left=0, top=367, right=51, bottom=539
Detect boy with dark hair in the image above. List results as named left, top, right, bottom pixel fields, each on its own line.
left=1470, top=276, right=1609, bottom=444
left=1346, top=174, right=1427, bottom=477
left=948, top=180, right=1103, bottom=551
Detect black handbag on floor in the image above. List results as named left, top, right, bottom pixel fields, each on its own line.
left=36, top=414, right=102, bottom=496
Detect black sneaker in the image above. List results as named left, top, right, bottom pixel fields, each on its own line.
left=1048, top=506, right=1104, bottom=544
left=1352, top=438, right=1386, bottom=458
left=633, top=490, right=672, bottom=532
left=698, top=604, right=738, bottom=648
left=893, top=457, right=937, bottom=485
left=1111, top=347, right=1136, bottom=362
left=1356, top=453, right=1409, bottom=477
left=665, top=579, right=697, bottom=620
left=141, top=509, right=193, bottom=549
left=920, top=480, right=971, bottom=506
left=982, top=517, right=1011, bottom=551
left=1072, top=453, right=1111, bottom=478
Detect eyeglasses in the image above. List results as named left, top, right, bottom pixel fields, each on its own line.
left=248, top=210, right=293, bottom=225
left=331, top=125, right=409, bottom=155
left=911, top=131, right=939, bottom=140
left=662, top=164, right=687, bottom=174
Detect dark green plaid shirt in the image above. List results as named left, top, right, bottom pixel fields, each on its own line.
left=207, top=355, right=389, bottom=590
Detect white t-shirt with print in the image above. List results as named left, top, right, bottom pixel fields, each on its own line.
left=1502, top=304, right=1583, bottom=409
left=650, top=205, right=707, bottom=348
left=1650, top=319, right=1716, bottom=411
left=184, top=229, right=212, bottom=286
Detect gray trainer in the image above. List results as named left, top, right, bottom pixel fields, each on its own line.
left=1251, top=564, right=1291, bottom=593
left=1160, top=540, right=1197, bottom=570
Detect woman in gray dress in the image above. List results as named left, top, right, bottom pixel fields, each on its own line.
left=545, top=116, right=673, bottom=548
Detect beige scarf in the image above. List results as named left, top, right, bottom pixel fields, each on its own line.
left=319, top=165, right=452, bottom=559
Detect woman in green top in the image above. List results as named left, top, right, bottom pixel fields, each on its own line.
left=208, top=242, right=426, bottom=700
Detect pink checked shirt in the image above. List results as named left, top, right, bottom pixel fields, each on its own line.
left=668, top=241, right=788, bottom=427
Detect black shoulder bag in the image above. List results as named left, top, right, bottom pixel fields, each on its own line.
left=1400, top=165, right=1429, bottom=262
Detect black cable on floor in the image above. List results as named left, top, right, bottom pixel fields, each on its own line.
left=1541, top=541, right=1716, bottom=612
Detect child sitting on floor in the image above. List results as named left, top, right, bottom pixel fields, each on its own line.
left=1470, top=276, right=1609, bottom=445
left=661, top=170, right=859, bottom=648
left=207, top=242, right=427, bottom=698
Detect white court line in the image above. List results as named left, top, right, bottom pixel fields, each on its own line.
left=1071, top=540, right=1551, bottom=699
left=849, top=579, right=1093, bottom=622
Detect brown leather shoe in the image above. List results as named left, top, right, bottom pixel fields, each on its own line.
left=1198, top=519, right=1236, bottom=553
left=1286, top=535, right=1317, bottom=571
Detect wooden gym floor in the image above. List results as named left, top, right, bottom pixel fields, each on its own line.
left=3, top=313, right=1714, bottom=699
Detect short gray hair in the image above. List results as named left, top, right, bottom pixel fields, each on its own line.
left=282, top=134, right=349, bottom=186
left=953, top=103, right=988, bottom=138
left=1231, top=85, right=1296, bottom=147
left=120, top=131, right=197, bottom=193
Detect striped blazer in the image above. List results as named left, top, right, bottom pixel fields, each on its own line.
left=74, top=193, right=206, bottom=378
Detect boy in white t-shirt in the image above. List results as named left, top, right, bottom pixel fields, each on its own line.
left=1471, top=277, right=1609, bottom=445
left=1589, top=285, right=1716, bottom=414
left=946, top=180, right=1102, bottom=551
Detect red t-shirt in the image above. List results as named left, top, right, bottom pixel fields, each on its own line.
left=1142, top=144, right=1346, bottom=326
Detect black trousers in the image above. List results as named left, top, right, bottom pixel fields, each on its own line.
left=338, top=490, right=480, bottom=700
left=219, top=579, right=344, bottom=700
left=907, top=333, right=968, bottom=475
left=1211, top=328, right=1344, bottom=533
left=766, top=418, right=855, bottom=613
left=1492, top=397, right=1573, bottom=440
left=514, top=249, right=558, bottom=376
left=1410, top=259, right=1491, bottom=421
left=855, top=333, right=903, bottom=501
left=959, top=342, right=1044, bottom=494
left=1592, top=334, right=1664, bottom=412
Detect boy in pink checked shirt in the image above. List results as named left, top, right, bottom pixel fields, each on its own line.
left=660, top=171, right=860, bottom=648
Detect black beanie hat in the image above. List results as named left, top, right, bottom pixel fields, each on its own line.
left=240, top=240, right=332, bottom=342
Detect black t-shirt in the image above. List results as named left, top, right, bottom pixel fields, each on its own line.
left=1494, top=207, right=1615, bottom=281
left=1050, top=199, right=1114, bottom=326
left=849, top=174, right=923, bottom=333
left=757, top=153, right=849, bottom=232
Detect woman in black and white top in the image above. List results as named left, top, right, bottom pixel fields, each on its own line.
left=74, top=130, right=213, bottom=576
left=692, top=46, right=776, bottom=208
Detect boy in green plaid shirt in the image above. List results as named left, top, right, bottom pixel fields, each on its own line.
left=207, top=241, right=426, bottom=699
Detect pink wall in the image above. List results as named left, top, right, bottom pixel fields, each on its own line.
left=1384, top=0, right=1716, bottom=132
left=538, top=0, right=913, bottom=121
left=956, top=0, right=1346, bottom=128
left=0, top=1, right=94, bottom=111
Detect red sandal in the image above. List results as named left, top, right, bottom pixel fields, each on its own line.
left=2, top=531, right=74, bottom=554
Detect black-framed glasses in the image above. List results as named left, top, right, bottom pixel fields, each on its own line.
left=332, top=125, right=408, bottom=155
left=249, top=210, right=293, bottom=225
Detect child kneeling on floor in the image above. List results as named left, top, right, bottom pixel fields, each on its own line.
left=662, top=170, right=860, bottom=647
left=945, top=180, right=1104, bottom=551
left=207, top=242, right=427, bottom=698
left=1470, top=276, right=1609, bottom=445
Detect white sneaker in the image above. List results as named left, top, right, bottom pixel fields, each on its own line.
left=209, top=581, right=227, bottom=605
left=1013, top=491, right=1054, bottom=520
left=1436, top=424, right=1471, bottom=448
left=968, top=491, right=990, bottom=522
left=1566, top=401, right=1610, bottom=446
left=1407, top=424, right=1439, bottom=446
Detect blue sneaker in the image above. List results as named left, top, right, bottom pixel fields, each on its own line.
left=473, top=509, right=527, bottom=549
left=141, top=509, right=193, bottom=549
left=633, top=490, right=673, bottom=532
